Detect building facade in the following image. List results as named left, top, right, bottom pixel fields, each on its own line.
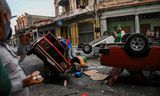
left=99, top=0, right=160, bottom=40
left=14, top=0, right=160, bottom=46
left=54, top=0, right=160, bottom=46
left=54, top=0, right=101, bottom=46
left=15, top=13, right=54, bottom=45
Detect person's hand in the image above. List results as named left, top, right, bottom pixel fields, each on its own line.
left=113, top=31, right=118, bottom=38
left=23, top=71, right=44, bottom=87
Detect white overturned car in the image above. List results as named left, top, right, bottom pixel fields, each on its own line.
left=76, top=35, right=115, bottom=58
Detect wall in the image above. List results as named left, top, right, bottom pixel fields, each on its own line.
left=140, top=17, right=160, bottom=32
left=107, top=16, right=135, bottom=33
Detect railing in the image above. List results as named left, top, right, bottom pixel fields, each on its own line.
left=99, top=0, right=135, bottom=3
left=53, top=4, right=94, bottom=21
left=98, top=0, right=159, bottom=9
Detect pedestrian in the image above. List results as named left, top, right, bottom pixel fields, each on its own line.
left=0, top=0, right=43, bottom=96
left=17, top=32, right=32, bottom=63
left=113, top=25, right=125, bottom=42
left=57, top=36, right=74, bottom=59
left=146, top=29, right=154, bottom=42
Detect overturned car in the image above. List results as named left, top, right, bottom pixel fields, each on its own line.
left=99, top=33, right=160, bottom=85
left=76, top=34, right=115, bottom=58
left=27, top=32, right=87, bottom=76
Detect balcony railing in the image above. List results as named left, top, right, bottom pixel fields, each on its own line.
left=99, top=0, right=135, bottom=3
left=98, top=0, right=159, bottom=9
left=53, top=4, right=94, bottom=21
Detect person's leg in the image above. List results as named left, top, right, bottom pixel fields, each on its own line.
left=68, top=48, right=73, bottom=59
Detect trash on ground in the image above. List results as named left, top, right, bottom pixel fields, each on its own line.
left=83, top=70, right=108, bottom=80
left=80, top=92, right=88, bottom=96
left=64, top=92, right=78, bottom=96
left=74, top=72, right=82, bottom=78
left=64, top=80, right=67, bottom=87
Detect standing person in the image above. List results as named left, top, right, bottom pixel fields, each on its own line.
left=0, top=0, right=43, bottom=96
left=17, top=32, right=32, bottom=63
left=113, top=25, right=125, bottom=42
left=146, top=29, right=154, bottom=42
left=57, top=36, right=74, bottom=59
left=107, top=26, right=125, bottom=85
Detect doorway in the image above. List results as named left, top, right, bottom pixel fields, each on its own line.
left=140, top=24, right=150, bottom=35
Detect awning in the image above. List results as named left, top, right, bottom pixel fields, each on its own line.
left=58, top=0, right=69, bottom=6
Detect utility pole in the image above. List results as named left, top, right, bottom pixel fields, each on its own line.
left=79, top=0, right=100, bottom=34
left=94, top=0, right=98, bottom=29
left=94, top=0, right=101, bottom=38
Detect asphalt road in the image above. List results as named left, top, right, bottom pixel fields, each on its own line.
left=20, top=54, right=160, bottom=96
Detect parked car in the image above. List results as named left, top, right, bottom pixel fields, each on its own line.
left=76, top=34, right=115, bottom=58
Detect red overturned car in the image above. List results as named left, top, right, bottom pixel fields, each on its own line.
left=27, top=32, right=86, bottom=77
left=99, top=33, right=160, bottom=84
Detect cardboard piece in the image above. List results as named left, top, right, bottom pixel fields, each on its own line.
left=90, top=73, right=108, bottom=81
left=83, top=70, right=98, bottom=76
left=83, top=70, right=108, bottom=81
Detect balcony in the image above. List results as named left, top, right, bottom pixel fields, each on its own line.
left=98, top=0, right=159, bottom=9
left=53, top=4, right=94, bottom=21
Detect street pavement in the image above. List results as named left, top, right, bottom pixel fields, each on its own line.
left=19, top=54, right=160, bottom=96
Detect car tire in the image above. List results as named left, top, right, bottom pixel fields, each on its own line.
left=124, top=33, right=150, bottom=58
left=103, top=31, right=110, bottom=36
left=121, top=33, right=131, bottom=42
left=82, top=44, right=92, bottom=54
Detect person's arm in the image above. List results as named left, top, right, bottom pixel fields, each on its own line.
left=113, top=31, right=118, bottom=38
left=0, top=45, right=43, bottom=93
left=11, top=75, right=24, bottom=92
left=11, top=71, right=43, bottom=92
left=121, top=30, right=125, bottom=38
left=0, top=45, right=23, bottom=92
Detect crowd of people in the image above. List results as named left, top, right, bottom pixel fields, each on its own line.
left=112, top=25, right=125, bottom=42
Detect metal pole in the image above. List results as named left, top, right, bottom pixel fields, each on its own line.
left=135, top=14, right=140, bottom=33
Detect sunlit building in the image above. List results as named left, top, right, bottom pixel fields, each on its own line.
left=15, top=13, right=54, bottom=45
left=54, top=0, right=160, bottom=46
left=99, top=0, right=160, bottom=39
left=54, top=0, right=100, bottom=46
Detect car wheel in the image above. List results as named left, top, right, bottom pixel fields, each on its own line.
left=124, top=33, right=150, bottom=58
left=103, top=31, right=110, bottom=36
left=121, top=33, right=131, bottom=42
left=82, top=44, right=92, bottom=54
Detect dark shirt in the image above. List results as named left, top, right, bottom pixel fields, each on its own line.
left=0, top=60, right=11, bottom=96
